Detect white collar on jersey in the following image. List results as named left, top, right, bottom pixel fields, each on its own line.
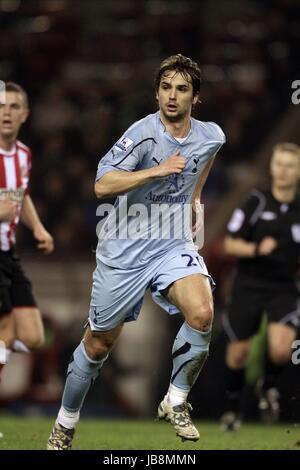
left=0, top=144, right=16, bottom=156
left=157, top=112, right=194, bottom=141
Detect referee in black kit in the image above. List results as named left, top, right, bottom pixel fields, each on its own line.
left=220, top=142, right=300, bottom=431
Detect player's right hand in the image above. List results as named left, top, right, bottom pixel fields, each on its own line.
left=156, top=149, right=186, bottom=177
left=257, top=236, right=278, bottom=256
left=0, top=200, right=18, bottom=222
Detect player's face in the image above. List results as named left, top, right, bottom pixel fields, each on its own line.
left=156, top=71, right=199, bottom=123
left=0, top=91, right=28, bottom=141
left=270, top=150, right=300, bottom=189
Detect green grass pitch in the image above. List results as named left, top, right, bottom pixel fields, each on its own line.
left=0, top=417, right=299, bottom=450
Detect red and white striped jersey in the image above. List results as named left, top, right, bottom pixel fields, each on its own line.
left=0, top=140, right=31, bottom=251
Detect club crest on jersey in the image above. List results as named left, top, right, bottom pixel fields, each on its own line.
left=114, top=136, right=133, bottom=153
left=0, top=188, right=24, bottom=203
left=166, top=174, right=185, bottom=194
left=191, top=154, right=200, bottom=173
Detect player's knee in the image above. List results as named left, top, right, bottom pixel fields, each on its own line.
left=0, top=332, right=14, bottom=349
left=269, top=345, right=291, bottom=365
left=18, top=330, right=45, bottom=349
left=84, top=334, right=115, bottom=361
left=0, top=315, right=14, bottom=348
left=188, top=303, right=213, bottom=331
left=226, top=342, right=249, bottom=369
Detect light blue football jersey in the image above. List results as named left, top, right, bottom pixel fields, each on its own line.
left=95, top=111, right=225, bottom=268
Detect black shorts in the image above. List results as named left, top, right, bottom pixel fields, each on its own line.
left=222, top=279, right=300, bottom=341
left=0, top=249, right=37, bottom=317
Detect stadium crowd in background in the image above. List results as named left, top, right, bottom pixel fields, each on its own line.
left=1, top=0, right=299, bottom=253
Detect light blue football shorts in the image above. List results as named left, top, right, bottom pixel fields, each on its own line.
left=87, top=248, right=215, bottom=332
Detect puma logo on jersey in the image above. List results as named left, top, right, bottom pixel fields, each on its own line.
left=152, top=157, right=162, bottom=166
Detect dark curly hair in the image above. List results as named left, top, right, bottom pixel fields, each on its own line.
left=155, top=54, right=202, bottom=96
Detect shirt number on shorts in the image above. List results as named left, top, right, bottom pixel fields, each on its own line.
left=181, top=254, right=201, bottom=267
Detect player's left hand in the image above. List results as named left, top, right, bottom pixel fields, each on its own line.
left=33, top=225, right=54, bottom=254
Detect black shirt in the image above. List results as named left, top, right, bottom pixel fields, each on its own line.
left=227, top=189, right=300, bottom=288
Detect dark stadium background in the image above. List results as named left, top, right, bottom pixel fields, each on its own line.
left=0, top=0, right=299, bottom=423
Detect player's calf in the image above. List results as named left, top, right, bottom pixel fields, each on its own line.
left=156, top=321, right=210, bottom=442
left=256, top=379, right=280, bottom=424
left=220, top=411, right=242, bottom=432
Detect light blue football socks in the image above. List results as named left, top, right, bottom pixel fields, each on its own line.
left=61, top=340, right=107, bottom=413
left=166, top=321, right=211, bottom=405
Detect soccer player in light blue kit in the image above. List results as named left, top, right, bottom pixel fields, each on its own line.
left=48, top=54, right=225, bottom=449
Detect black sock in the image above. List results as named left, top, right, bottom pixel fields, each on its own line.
left=262, top=358, right=285, bottom=391
left=224, top=365, right=245, bottom=413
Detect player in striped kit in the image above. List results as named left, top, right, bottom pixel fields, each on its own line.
left=0, top=82, right=54, bottom=378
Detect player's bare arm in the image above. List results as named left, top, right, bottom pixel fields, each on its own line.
left=20, top=194, right=54, bottom=254
left=224, top=235, right=278, bottom=258
left=0, top=200, right=18, bottom=222
left=191, top=156, right=215, bottom=232
left=192, top=155, right=216, bottom=203
left=224, top=236, right=257, bottom=258
left=95, top=149, right=186, bottom=199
